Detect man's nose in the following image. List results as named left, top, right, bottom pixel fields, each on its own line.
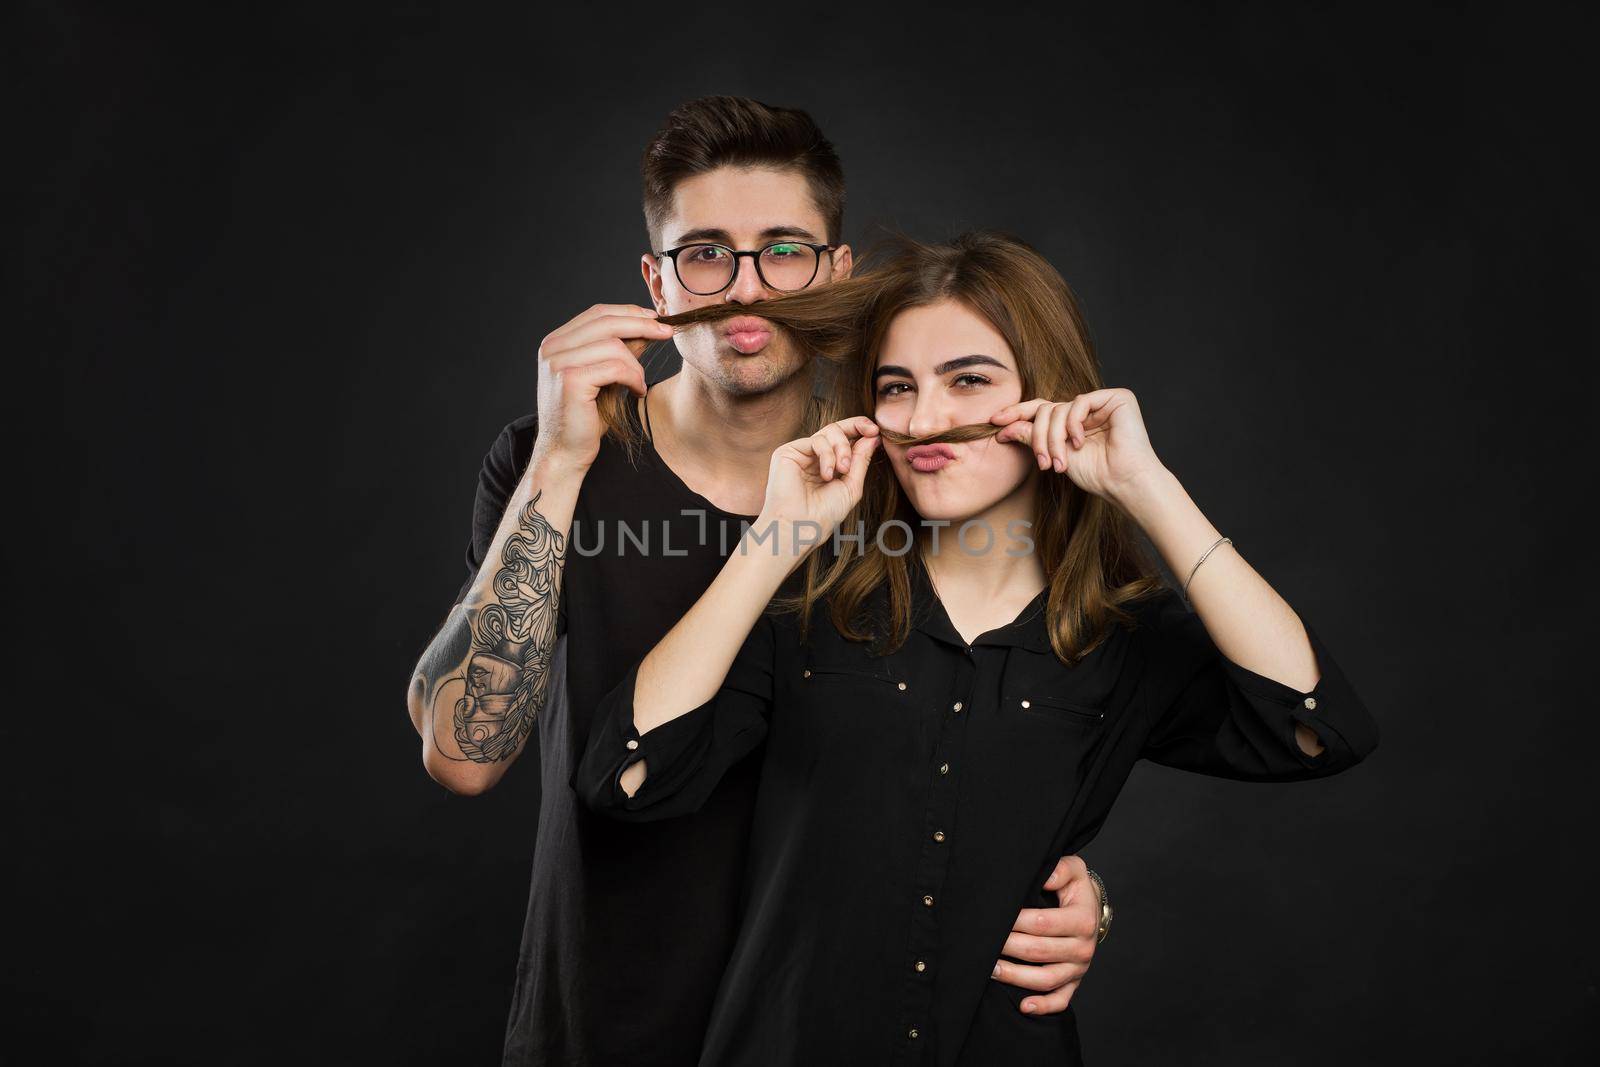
left=722, top=255, right=768, bottom=304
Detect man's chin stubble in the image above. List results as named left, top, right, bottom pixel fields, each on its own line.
left=704, top=346, right=810, bottom=398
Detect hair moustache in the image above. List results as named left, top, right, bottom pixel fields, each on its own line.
left=650, top=274, right=887, bottom=363
left=876, top=423, right=1003, bottom=447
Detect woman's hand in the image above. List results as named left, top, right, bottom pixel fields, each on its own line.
left=758, top=416, right=881, bottom=536
left=990, top=388, right=1167, bottom=504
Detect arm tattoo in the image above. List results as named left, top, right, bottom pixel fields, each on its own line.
left=417, top=491, right=566, bottom=763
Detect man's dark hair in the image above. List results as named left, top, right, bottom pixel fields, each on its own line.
left=641, top=95, right=846, bottom=248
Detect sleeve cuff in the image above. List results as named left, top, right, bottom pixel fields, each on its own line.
left=1216, top=619, right=1380, bottom=770
left=572, top=658, right=719, bottom=814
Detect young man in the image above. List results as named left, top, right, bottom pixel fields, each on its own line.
left=407, top=96, right=1109, bottom=1066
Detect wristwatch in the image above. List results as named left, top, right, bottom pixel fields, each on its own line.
left=1085, top=867, right=1113, bottom=944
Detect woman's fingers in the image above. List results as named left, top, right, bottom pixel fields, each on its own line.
left=841, top=434, right=879, bottom=495
left=1048, top=403, right=1073, bottom=472
left=1066, top=392, right=1094, bottom=449
left=806, top=430, right=838, bottom=481
left=1031, top=402, right=1058, bottom=469
left=1069, top=388, right=1125, bottom=448
left=812, top=417, right=880, bottom=481
left=997, top=420, right=1034, bottom=447
left=989, top=398, right=1050, bottom=426
left=838, top=415, right=880, bottom=438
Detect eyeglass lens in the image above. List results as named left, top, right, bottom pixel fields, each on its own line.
left=674, top=243, right=820, bottom=295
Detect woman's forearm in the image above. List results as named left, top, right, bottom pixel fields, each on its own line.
left=1114, top=467, right=1323, bottom=708
left=631, top=515, right=805, bottom=735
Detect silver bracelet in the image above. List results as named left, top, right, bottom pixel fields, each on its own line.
left=1181, top=536, right=1232, bottom=602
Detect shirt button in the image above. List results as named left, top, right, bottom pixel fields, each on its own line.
left=932, top=831, right=946, bottom=843
left=952, top=701, right=963, bottom=712
left=964, top=646, right=973, bottom=655
left=897, top=681, right=908, bottom=690
left=803, top=669, right=811, bottom=678
left=939, top=762, right=950, bottom=775
left=625, top=739, right=639, bottom=751
left=1021, top=699, right=1031, bottom=708
left=914, top=960, right=927, bottom=973
left=922, top=894, right=935, bottom=907
left=1303, top=696, right=1318, bottom=710
left=908, top=1027, right=920, bottom=1039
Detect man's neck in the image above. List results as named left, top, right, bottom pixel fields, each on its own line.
left=645, top=365, right=817, bottom=516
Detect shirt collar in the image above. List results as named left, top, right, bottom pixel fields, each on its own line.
left=899, top=557, right=1053, bottom=653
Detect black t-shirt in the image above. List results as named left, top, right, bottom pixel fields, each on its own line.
left=460, top=396, right=765, bottom=1067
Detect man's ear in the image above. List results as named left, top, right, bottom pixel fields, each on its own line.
left=640, top=253, right=668, bottom=314
left=831, top=243, right=855, bottom=280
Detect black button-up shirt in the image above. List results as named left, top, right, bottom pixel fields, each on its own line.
left=573, top=561, right=1379, bottom=1066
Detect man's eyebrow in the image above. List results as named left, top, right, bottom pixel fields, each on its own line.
left=757, top=226, right=821, bottom=242
left=669, top=225, right=822, bottom=246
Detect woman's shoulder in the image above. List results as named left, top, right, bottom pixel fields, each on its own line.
left=1118, top=583, right=1193, bottom=636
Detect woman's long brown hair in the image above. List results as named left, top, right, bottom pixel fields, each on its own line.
left=600, top=229, right=1166, bottom=664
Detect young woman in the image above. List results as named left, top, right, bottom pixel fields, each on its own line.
left=574, top=231, right=1379, bottom=1065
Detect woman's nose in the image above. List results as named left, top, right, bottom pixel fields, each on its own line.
left=906, top=393, right=951, bottom=439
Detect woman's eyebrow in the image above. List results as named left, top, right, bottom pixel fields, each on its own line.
left=873, top=355, right=1009, bottom=381
left=933, top=354, right=1008, bottom=373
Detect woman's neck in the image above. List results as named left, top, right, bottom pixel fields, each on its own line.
left=919, top=479, right=1047, bottom=642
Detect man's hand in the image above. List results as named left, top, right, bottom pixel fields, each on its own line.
left=992, top=854, right=1101, bottom=1015
left=535, top=303, right=668, bottom=469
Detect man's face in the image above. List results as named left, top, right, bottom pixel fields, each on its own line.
left=642, top=165, right=853, bottom=398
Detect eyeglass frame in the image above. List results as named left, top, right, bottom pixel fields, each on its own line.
left=650, top=240, right=840, bottom=295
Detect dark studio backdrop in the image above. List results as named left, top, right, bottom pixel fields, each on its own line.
left=20, top=2, right=1594, bottom=1063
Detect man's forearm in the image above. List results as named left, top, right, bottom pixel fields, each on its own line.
left=408, top=448, right=587, bottom=795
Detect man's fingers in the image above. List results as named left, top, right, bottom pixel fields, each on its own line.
left=566, top=356, right=647, bottom=399
left=1015, top=903, right=1098, bottom=941
left=552, top=313, right=674, bottom=354
left=1001, top=929, right=1059, bottom=962
left=1043, top=854, right=1087, bottom=892
left=991, top=958, right=1085, bottom=992
left=1020, top=981, right=1081, bottom=1016
left=546, top=339, right=645, bottom=376
left=1001, top=929, right=1093, bottom=965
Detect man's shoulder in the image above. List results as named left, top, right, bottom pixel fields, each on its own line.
left=480, top=412, right=539, bottom=483
left=498, top=411, right=539, bottom=453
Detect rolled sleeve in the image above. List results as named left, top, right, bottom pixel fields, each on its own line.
left=572, top=613, right=776, bottom=821
left=1141, top=593, right=1380, bottom=781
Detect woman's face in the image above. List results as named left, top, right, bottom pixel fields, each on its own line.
left=873, top=299, right=1036, bottom=525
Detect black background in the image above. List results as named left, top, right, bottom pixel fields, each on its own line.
left=21, top=2, right=1594, bottom=1063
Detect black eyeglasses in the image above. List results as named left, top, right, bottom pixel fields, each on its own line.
left=652, top=241, right=838, bottom=296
